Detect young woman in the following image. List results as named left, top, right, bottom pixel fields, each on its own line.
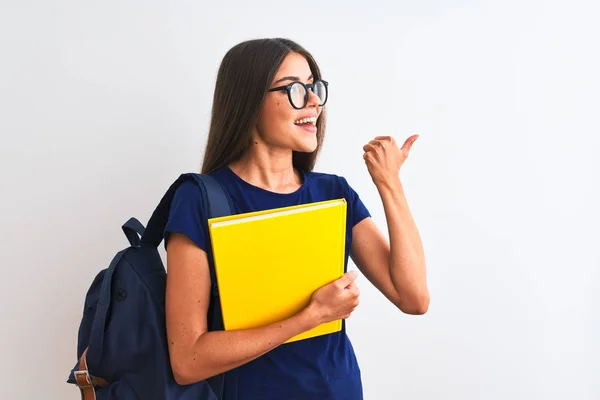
left=164, top=38, right=429, bottom=399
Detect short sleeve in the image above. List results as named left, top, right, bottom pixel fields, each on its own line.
left=163, top=180, right=209, bottom=251
left=340, top=176, right=371, bottom=227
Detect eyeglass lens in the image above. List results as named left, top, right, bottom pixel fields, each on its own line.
left=289, top=81, right=327, bottom=108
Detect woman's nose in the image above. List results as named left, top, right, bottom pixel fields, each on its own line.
left=306, top=88, right=321, bottom=108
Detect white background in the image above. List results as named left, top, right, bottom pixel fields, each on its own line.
left=1, top=0, right=599, bottom=399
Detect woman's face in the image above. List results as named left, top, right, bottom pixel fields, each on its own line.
left=254, top=52, right=323, bottom=154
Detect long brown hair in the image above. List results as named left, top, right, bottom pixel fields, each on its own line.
left=200, top=38, right=327, bottom=174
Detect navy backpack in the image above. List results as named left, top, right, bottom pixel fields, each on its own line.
left=67, top=173, right=234, bottom=400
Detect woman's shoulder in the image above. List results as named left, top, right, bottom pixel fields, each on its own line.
left=305, top=170, right=370, bottom=224
left=172, top=178, right=203, bottom=199
left=171, top=168, right=229, bottom=200
left=305, top=170, right=355, bottom=193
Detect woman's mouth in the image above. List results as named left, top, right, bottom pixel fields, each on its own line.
left=294, top=116, right=318, bottom=133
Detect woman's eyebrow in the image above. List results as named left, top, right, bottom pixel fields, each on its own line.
left=273, top=74, right=314, bottom=84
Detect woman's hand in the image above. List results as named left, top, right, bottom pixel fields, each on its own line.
left=307, top=271, right=360, bottom=324
left=362, top=134, right=419, bottom=188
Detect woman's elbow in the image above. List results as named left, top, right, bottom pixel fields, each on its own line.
left=173, top=371, right=191, bottom=386
left=170, top=354, right=217, bottom=386
left=171, top=357, right=194, bottom=386
left=172, top=365, right=212, bottom=386
left=397, top=291, right=430, bottom=315
left=170, top=353, right=202, bottom=386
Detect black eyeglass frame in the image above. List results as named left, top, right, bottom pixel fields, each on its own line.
left=267, top=80, right=329, bottom=110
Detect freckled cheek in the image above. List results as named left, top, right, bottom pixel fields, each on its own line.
left=274, top=105, right=295, bottom=124
left=262, top=100, right=295, bottom=129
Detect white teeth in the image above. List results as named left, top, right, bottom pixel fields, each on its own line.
left=294, top=117, right=317, bottom=125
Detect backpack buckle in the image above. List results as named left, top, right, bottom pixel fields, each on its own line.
left=74, top=347, right=110, bottom=393
left=74, top=370, right=95, bottom=388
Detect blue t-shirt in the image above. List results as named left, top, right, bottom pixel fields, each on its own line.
left=164, top=166, right=371, bottom=400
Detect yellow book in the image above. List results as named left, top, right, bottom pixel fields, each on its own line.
left=207, top=198, right=347, bottom=344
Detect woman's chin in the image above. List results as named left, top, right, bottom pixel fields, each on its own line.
left=293, top=138, right=318, bottom=153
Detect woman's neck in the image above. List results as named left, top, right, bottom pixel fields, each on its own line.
left=229, top=149, right=303, bottom=194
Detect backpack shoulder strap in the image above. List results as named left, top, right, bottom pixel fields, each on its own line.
left=190, top=174, right=234, bottom=222
left=141, top=173, right=233, bottom=248
left=189, top=174, right=233, bottom=330
left=141, top=172, right=233, bottom=331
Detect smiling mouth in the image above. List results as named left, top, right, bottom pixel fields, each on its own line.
left=294, top=116, right=317, bottom=127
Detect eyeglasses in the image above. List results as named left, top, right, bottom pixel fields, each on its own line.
left=267, top=80, right=328, bottom=109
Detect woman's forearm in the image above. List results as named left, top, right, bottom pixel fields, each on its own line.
left=377, top=177, right=429, bottom=313
left=173, top=304, right=321, bottom=385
